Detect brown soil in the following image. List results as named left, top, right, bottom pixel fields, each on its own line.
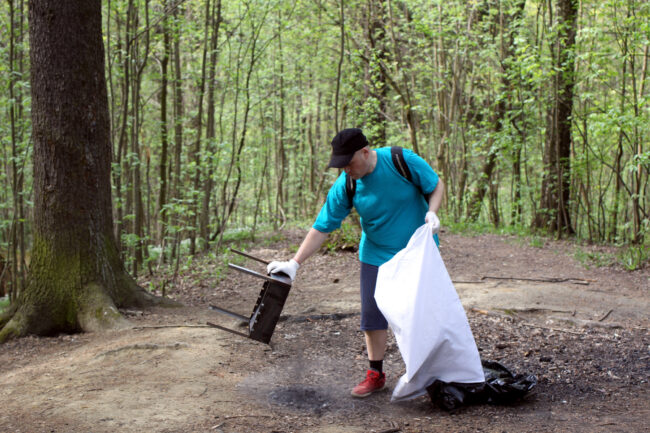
left=1, top=229, right=648, bottom=433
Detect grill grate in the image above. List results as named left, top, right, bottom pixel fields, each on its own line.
left=207, top=249, right=292, bottom=344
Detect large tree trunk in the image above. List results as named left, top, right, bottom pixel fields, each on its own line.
left=0, top=0, right=170, bottom=343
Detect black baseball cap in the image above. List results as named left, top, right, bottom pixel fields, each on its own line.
left=327, top=128, right=369, bottom=168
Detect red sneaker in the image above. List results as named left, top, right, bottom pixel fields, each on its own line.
left=351, top=369, right=386, bottom=398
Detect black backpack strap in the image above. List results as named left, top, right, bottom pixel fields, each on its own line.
left=392, top=146, right=431, bottom=200
left=345, top=173, right=356, bottom=209
left=346, top=147, right=429, bottom=208
left=391, top=146, right=412, bottom=182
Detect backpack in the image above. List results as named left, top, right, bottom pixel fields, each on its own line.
left=345, top=146, right=429, bottom=208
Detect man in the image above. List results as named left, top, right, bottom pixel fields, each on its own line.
left=267, top=128, right=444, bottom=398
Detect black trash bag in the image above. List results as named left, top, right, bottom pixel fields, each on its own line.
left=426, top=380, right=485, bottom=412
left=481, top=360, right=537, bottom=405
left=426, top=359, right=537, bottom=412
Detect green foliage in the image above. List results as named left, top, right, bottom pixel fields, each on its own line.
left=573, top=248, right=616, bottom=270
left=616, top=245, right=649, bottom=271
left=221, top=228, right=254, bottom=244
left=323, top=221, right=361, bottom=254
left=573, top=245, right=648, bottom=271
left=0, top=296, right=9, bottom=314
left=528, top=237, right=545, bottom=249
left=1, top=0, right=647, bottom=280
left=446, top=219, right=550, bottom=248
left=445, top=220, right=530, bottom=238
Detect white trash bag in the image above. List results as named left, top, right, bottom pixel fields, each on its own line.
left=375, top=223, right=484, bottom=401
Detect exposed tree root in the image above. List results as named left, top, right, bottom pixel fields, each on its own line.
left=134, top=289, right=181, bottom=309
left=113, top=272, right=181, bottom=310
left=77, top=283, right=131, bottom=332
left=0, top=310, right=27, bottom=343
left=0, top=303, right=17, bottom=329
left=0, top=278, right=182, bottom=343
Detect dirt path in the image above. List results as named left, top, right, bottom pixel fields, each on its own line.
left=0, top=230, right=648, bottom=432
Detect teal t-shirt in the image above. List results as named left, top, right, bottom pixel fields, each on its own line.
left=313, top=147, right=439, bottom=266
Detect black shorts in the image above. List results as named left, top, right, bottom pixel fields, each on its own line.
left=360, top=262, right=388, bottom=331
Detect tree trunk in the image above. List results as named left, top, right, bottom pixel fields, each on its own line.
left=534, top=0, right=577, bottom=236
left=113, top=6, right=131, bottom=254
left=333, top=0, right=345, bottom=132
left=632, top=44, right=648, bottom=243
left=157, top=6, right=170, bottom=245
left=215, top=12, right=264, bottom=248
left=189, top=0, right=209, bottom=255
left=8, top=0, right=19, bottom=302
left=170, top=4, right=184, bottom=261
left=200, top=0, right=222, bottom=251
left=0, top=0, right=171, bottom=343
left=275, top=8, right=288, bottom=227
left=366, top=1, right=388, bottom=146
left=386, top=0, right=418, bottom=153
left=465, top=0, right=526, bottom=222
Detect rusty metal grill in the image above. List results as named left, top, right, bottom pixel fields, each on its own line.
left=207, top=249, right=292, bottom=344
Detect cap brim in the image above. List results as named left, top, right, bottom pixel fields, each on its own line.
left=327, top=153, right=354, bottom=168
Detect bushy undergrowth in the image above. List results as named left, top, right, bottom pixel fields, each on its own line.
left=446, top=220, right=649, bottom=271
left=322, top=220, right=361, bottom=253
left=139, top=219, right=647, bottom=298
left=616, top=245, right=649, bottom=271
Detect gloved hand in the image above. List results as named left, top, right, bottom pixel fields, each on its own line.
left=266, top=259, right=300, bottom=281
left=425, top=211, right=441, bottom=234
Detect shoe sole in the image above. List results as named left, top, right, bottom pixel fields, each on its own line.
left=350, top=384, right=386, bottom=398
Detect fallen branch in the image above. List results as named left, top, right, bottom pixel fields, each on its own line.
left=598, top=309, right=614, bottom=322
left=509, top=307, right=575, bottom=315
left=222, top=414, right=272, bottom=420
left=519, top=323, right=584, bottom=335
left=132, top=325, right=212, bottom=330
left=279, top=312, right=359, bottom=323
left=481, top=275, right=594, bottom=285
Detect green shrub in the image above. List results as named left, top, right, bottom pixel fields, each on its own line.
left=617, top=245, right=649, bottom=271
left=323, top=220, right=361, bottom=253
left=528, top=236, right=545, bottom=248
left=573, top=248, right=615, bottom=269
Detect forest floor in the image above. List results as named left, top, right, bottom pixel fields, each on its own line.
left=0, top=228, right=648, bottom=433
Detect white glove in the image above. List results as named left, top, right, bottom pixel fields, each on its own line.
left=266, top=259, right=300, bottom=281
left=425, top=211, right=441, bottom=234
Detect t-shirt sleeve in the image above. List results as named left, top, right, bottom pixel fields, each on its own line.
left=403, top=148, right=439, bottom=196
left=313, top=173, right=352, bottom=233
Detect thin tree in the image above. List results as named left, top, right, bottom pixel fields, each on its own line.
left=466, top=0, right=526, bottom=222
left=189, top=0, right=211, bottom=255
left=200, top=0, right=223, bottom=251
left=157, top=0, right=171, bottom=245
left=533, top=0, right=577, bottom=236
left=170, top=2, right=184, bottom=261
left=0, top=0, right=170, bottom=342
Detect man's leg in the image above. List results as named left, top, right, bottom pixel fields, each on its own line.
left=365, top=329, right=387, bottom=362
left=351, top=329, right=388, bottom=397
left=352, top=263, right=388, bottom=397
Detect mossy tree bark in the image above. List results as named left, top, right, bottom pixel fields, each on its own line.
left=0, top=0, right=171, bottom=343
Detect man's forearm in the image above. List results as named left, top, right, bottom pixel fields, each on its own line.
left=292, top=228, right=329, bottom=264
left=429, top=179, right=445, bottom=213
